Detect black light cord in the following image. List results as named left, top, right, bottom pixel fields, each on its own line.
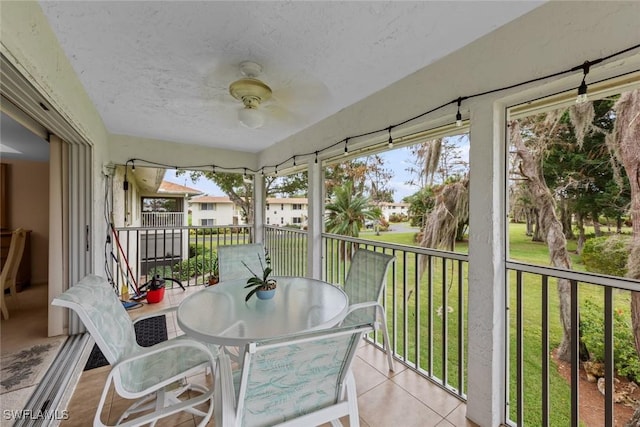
left=125, top=42, right=640, bottom=175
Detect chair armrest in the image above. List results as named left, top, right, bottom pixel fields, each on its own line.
left=215, top=352, right=237, bottom=427
left=115, top=336, right=214, bottom=367
left=345, top=301, right=379, bottom=314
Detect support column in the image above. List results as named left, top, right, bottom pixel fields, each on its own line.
left=253, top=174, right=265, bottom=243
left=307, top=161, right=323, bottom=279
left=466, top=101, right=507, bottom=426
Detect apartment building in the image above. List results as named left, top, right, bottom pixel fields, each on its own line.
left=265, top=197, right=308, bottom=227
left=190, top=196, right=243, bottom=226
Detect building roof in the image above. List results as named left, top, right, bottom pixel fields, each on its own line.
left=267, top=197, right=308, bottom=204
left=158, top=180, right=202, bottom=195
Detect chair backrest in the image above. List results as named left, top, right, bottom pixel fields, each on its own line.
left=51, top=275, right=139, bottom=365
left=217, top=243, right=267, bottom=281
left=344, top=248, right=395, bottom=306
left=236, top=324, right=372, bottom=427
left=1, top=228, right=27, bottom=288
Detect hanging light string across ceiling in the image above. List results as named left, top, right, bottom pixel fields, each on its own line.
left=126, top=42, right=640, bottom=176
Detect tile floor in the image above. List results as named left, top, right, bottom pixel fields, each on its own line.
left=2, top=284, right=475, bottom=426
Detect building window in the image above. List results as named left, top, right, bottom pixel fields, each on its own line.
left=292, top=217, right=302, bottom=224
left=266, top=204, right=270, bottom=210
left=267, top=217, right=270, bottom=224
left=201, top=203, right=216, bottom=211
left=201, top=218, right=215, bottom=226
left=281, top=204, right=284, bottom=210
left=292, top=204, right=302, bottom=210
left=280, top=217, right=284, bottom=224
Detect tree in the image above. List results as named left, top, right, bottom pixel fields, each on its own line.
left=511, top=116, right=576, bottom=362
left=325, top=181, right=381, bottom=259
left=325, top=155, right=394, bottom=202
left=608, top=89, right=640, bottom=359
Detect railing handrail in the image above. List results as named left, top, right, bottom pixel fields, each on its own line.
left=322, top=231, right=470, bottom=261
left=264, top=224, right=307, bottom=235
left=506, top=260, right=640, bottom=291
left=115, top=224, right=253, bottom=232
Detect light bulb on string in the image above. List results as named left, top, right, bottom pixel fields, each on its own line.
left=293, top=156, right=296, bottom=167
left=455, top=98, right=463, bottom=127
left=387, top=127, right=394, bottom=148
left=131, top=160, right=136, bottom=172
left=314, top=151, right=318, bottom=164
left=576, top=61, right=590, bottom=104
left=344, top=138, right=349, bottom=156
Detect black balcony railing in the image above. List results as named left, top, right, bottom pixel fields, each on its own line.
left=113, top=223, right=640, bottom=426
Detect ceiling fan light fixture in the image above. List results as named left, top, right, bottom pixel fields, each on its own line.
left=238, top=106, right=265, bottom=129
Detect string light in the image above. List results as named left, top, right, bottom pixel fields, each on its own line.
left=576, top=61, right=590, bottom=104
left=122, top=44, right=639, bottom=176
left=131, top=160, right=136, bottom=172
left=212, top=166, right=216, bottom=175
left=243, top=168, right=247, bottom=180
left=261, top=167, right=265, bottom=176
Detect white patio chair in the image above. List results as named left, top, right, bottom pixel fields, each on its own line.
left=52, top=275, right=219, bottom=427
left=1, top=228, right=27, bottom=320
left=214, top=323, right=373, bottom=427
left=342, top=248, right=396, bottom=371
left=217, top=243, right=267, bottom=281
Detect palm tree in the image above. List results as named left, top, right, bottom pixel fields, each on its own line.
left=325, top=181, right=381, bottom=259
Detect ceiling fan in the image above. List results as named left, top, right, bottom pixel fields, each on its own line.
left=228, top=61, right=274, bottom=129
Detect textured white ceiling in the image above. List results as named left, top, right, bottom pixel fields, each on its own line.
left=38, top=1, right=543, bottom=153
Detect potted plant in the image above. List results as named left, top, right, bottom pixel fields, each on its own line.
left=207, top=258, right=219, bottom=286
left=242, top=255, right=276, bottom=301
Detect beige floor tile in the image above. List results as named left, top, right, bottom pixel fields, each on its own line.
left=356, top=341, right=405, bottom=378
left=443, top=403, right=479, bottom=427
left=391, top=369, right=462, bottom=418
left=358, top=381, right=444, bottom=427
left=352, top=357, right=388, bottom=396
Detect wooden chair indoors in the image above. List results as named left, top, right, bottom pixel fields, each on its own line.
left=0, top=228, right=27, bottom=320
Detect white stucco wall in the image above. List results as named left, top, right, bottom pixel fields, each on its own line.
left=191, top=202, right=237, bottom=226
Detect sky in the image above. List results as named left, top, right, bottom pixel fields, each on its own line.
left=163, top=136, right=470, bottom=202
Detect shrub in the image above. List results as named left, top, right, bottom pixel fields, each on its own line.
left=147, top=265, right=175, bottom=279
left=580, top=299, right=640, bottom=382
left=581, top=234, right=630, bottom=277
left=388, top=213, right=407, bottom=223
left=173, top=250, right=217, bottom=280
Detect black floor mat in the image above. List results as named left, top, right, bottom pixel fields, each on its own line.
left=83, top=315, right=168, bottom=371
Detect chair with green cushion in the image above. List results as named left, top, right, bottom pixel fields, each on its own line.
left=214, top=323, right=373, bottom=427
left=52, top=274, right=219, bottom=427
left=342, top=248, right=396, bottom=371
left=217, top=243, right=267, bottom=282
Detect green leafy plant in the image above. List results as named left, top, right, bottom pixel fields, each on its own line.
left=580, top=299, right=640, bottom=382
left=242, top=255, right=275, bottom=302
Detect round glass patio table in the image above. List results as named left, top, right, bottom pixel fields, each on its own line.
left=177, top=276, right=349, bottom=347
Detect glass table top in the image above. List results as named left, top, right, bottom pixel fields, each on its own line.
left=177, top=276, right=349, bottom=346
